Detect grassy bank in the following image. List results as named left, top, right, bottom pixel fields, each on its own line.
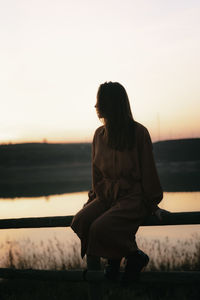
left=1, top=234, right=200, bottom=272
left=0, top=234, right=200, bottom=299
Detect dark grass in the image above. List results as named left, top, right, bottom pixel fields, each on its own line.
left=1, top=279, right=200, bottom=300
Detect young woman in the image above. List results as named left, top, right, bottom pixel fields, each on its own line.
left=71, top=82, right=167, bottom=284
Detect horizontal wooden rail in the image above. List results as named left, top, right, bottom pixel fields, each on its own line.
left=0, top=211, right=200, bottom=229
left=0, top=268, right=200, bottom=284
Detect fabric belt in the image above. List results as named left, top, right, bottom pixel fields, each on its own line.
left=95, top=176, right=141, bottom=205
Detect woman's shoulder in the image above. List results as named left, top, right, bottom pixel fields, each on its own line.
left=135, top=122, right=152, bottom=144
left=134, top=121, right=152, bottom=147
left=94, top=125, right=105, bottom=136
left=92, top=126, right=105, bottom=143
left=134, top=121, right=149, bottom=136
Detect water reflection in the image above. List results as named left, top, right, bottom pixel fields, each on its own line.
left=1, top=191, right=200, bottom=218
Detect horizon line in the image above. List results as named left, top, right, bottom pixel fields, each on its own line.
left=1, top=136, right=200, bottom=146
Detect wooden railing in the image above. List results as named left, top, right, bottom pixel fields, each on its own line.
left=0, top=211, right=200, bottom=229
left=0, top=211, right=200, bottom=299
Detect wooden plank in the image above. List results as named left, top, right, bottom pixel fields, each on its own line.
left=0, top=212, right=199, bottom=229
left=0, top=268, right=84, bottom=281
left=86, top=270, right=200, bottom=284
left=0, top=211, right=200, bottom=229
left=0, top=268, right=199, bottom=284
left=0, top=216, right=74, bottom=229
left=142, top=211, right=200, bottom=226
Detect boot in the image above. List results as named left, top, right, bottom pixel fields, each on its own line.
left=104, top=258, right=121, bottom=281
left=121, top=249, right=149, bottom=287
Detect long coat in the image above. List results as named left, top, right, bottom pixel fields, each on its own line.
left=71, top=122, right=163, bottom=259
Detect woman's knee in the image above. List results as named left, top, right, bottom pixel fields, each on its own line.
left=89, top=218, right=105, bottom=239
left=71, top=208, right=87, bottom=235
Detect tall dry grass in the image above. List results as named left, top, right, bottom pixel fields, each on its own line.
left=1, top=233, right=199, bottom=271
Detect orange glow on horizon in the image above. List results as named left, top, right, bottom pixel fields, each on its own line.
left=1, top=129, right=199, bottom=145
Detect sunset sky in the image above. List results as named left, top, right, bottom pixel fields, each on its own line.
left=1, top=0, right=200, bottom=143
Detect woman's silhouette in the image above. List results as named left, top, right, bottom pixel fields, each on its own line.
left=71, top=82, right=166, bottom=284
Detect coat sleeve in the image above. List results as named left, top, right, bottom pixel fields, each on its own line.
left=83, top=130, right=102, bottom=207
left=139, top=128, right=163, bottom=214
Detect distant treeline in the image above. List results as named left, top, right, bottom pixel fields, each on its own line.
left=0, top=138, right=200, bottom=166
left=153, top=138, right=200, bottom=162
left=0, top=143, right=92, bottom=166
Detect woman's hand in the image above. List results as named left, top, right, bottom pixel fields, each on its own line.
left=154, top=207, right=171, bottom=221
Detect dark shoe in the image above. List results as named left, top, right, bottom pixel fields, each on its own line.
left=121, top=249, right=149, bottom=287
left=104, top=258, right=121, bottom=282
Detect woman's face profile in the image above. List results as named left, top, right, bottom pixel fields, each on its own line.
left=94, top=99, right=102, bottom=119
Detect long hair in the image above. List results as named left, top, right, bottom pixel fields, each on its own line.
left=96, top=81, right=136, bottom=151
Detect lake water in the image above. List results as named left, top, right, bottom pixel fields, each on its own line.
left=0, top=191, right=199, bottom=267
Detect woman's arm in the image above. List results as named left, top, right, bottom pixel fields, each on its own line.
left=154, top=207, right=171, bottom=220
left=83, top=130, right=102, bottom=207
left=139, top=127, right=163, bottom=214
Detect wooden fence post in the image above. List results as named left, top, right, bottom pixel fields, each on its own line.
left=86, top=255, right=103, bottom=300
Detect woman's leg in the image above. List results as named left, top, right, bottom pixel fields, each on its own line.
left=86, top=202, right=140, bottom=281
left=104, top=258, right=122, bottom=281
left=86, top=193, right=149, bottom=258
left=86, top=202, right=141, bottom=259
left=87, top=254, right=103, bottom=300
left=70, top=198, right=108, bottom=258
left=121, top=249, right=149, bottom=286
